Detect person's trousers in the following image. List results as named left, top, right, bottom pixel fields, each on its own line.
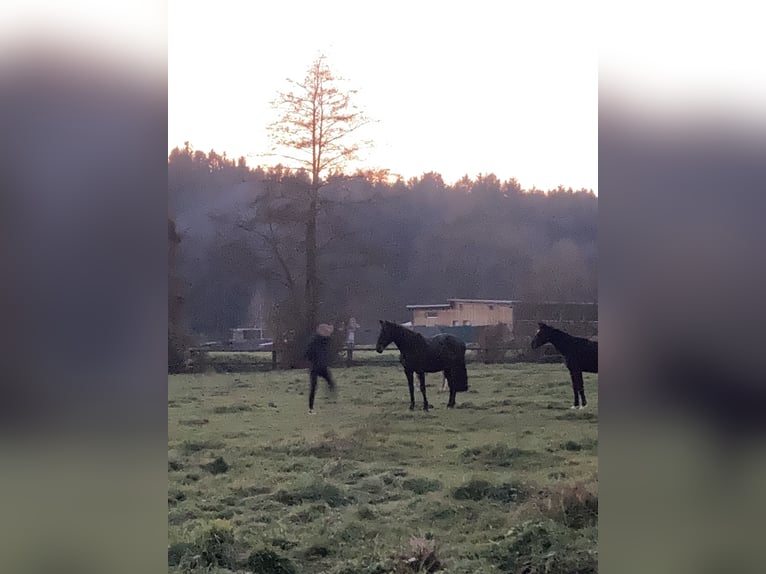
left=309, top=367, right=335, bottom=409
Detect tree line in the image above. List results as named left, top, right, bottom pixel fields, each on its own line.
left=168, top=148, right=596, bottom=347
left=167, top=56, right=596, bottom=370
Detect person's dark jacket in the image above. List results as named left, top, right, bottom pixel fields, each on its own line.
left=304, top=334, right=332, bottom=370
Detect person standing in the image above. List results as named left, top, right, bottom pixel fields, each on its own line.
left=346, top=317, right=359, bottom=349
left=304, top=323, right=336, bottom=414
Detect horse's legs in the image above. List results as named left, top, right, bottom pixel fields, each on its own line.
left=405, top=370, right=415, bottom=410
left=569, top=370, right=579, bottom=408
left=573, top=369, right=586, bottom=408
left=417, top=372, right=430, bottom=410
left=570, top=369, right=585, bottom=408
left=442, top=368, right=455, bottom=408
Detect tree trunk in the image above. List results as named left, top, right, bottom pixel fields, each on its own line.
left=305, top=187, right=319, bottom=331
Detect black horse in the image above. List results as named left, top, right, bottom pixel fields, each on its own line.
left=531, top=322, right=598, bottom=409
left=376, top=320, right=468, bottom=410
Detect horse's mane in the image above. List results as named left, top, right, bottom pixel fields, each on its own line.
left=540, top=323, right=593, bottom=343
left=384, top=321, right=426, bottom=345
left=387, top=321, right=422, bottom=336
left=540, top=322, right=566, bottom=336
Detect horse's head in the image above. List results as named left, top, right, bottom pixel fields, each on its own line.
left=530, top=322, right=552, bottom=349
left=376, top=320, right=395, bottom=353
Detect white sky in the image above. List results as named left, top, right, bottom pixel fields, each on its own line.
left=599, top=0, right=766, bottom=125
left=0, top=0, right=165, bottom=69
left=3, top=1, right=762, bottom=196
left=168, top=1, right=599, bottom=192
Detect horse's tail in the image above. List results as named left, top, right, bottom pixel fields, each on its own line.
left=451, top=362, right=469, bottom=392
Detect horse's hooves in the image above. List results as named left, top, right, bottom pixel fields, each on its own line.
left=571, top=405, right=579, bottom=410
left=423, top=405, right=431, bottom=411
left=447, top=403, right=455, bottom=408
left=409, top=404, right=415, bottom=410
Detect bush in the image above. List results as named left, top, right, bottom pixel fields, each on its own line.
left=477, top=323, right=512, bottom=363
left=245, top=549, right=297, bottom=574
left=180, top=439, right=224, bottom=454
left=213, top=404, right=252, bottom=414
left=334, top=562, right=390, bottom=574
left=460, top=443, right=544, bottom=467
left=303, top=543, right=332, bottom=560
left=274, top=480, right=352, bottom=507
left=187, top=519, right=239, bottom=570
left=488, top=519, right=597, bottom=573
left=452, top=479, right=527, bottom=503
left=396, top=536, right=442, bottom=573
left=401, top=477, right=442, bottom=494
left=560, top=438, right=598, bottom=451
left=535, top=483, right=598, bottom=529
left=186, top=350, right=209, bottom=373
left=201, top=456, right=229, bottom=474
left=168, top=542, right=195, bottom=567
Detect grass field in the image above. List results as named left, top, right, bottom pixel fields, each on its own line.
left=168, top=363, right=598, bottom=573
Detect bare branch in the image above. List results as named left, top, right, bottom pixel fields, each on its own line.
left=267, top=55, right=373, bottom=184
left=317, top=228, right=357, bottom=251
left=236, top=221, right=296, bottom=291
left=264, top=55, right=375, bottom=327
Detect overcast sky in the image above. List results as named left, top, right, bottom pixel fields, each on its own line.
left=2, top=1, right=763, bottom=195
left=168, top=1, right=599, bottom=192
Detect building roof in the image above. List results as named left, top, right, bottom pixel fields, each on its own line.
left=448, top=298, right=519, bottom=305
left=406, top=299, right=517, bottom=309
left=512, top=301, right=598, bottom=306
left=406, top=299, right=598, bottom=309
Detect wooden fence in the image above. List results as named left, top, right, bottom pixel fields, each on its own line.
left=187, top=343, right=566, bottom=373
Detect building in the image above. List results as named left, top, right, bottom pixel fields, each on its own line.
left=230, top=327, right=266, bottom=342
left=407, top=299, right=516, bottom=327
left=406, top=298, right=598, bottom=340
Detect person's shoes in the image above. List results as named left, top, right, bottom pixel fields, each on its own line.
left=309, top=409, right=316, bottom=415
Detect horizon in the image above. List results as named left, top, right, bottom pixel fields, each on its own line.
left=169, top=1, right=598, bottom=194
left=168, top=143, right=597, bottom=194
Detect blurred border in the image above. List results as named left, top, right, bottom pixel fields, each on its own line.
left=600, top=5, right=766, bottom=571
left=0, top=2, right=168, bottom=573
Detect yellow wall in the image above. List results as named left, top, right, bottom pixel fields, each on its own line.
left=412, top=302, right=514, bottom=328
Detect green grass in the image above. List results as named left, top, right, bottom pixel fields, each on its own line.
left=168, top=363, right=598, bottom=573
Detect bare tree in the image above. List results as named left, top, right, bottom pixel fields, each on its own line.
left=168, top=217, right=189, bottom=372
left=267, top=54, right=371, bottom=330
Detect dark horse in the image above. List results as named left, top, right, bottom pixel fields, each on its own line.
left=531, top=322, right=598, bottom=409
left=376, top=320, right=468, bottom=410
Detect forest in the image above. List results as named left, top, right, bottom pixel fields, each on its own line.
left=168, top=144, right=597, bottom=350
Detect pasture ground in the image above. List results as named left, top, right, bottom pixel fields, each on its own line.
left=168, top=363, right=598, bottom=573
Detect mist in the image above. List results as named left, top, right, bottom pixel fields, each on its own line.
left=168, top=146, right=598, bottom=341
